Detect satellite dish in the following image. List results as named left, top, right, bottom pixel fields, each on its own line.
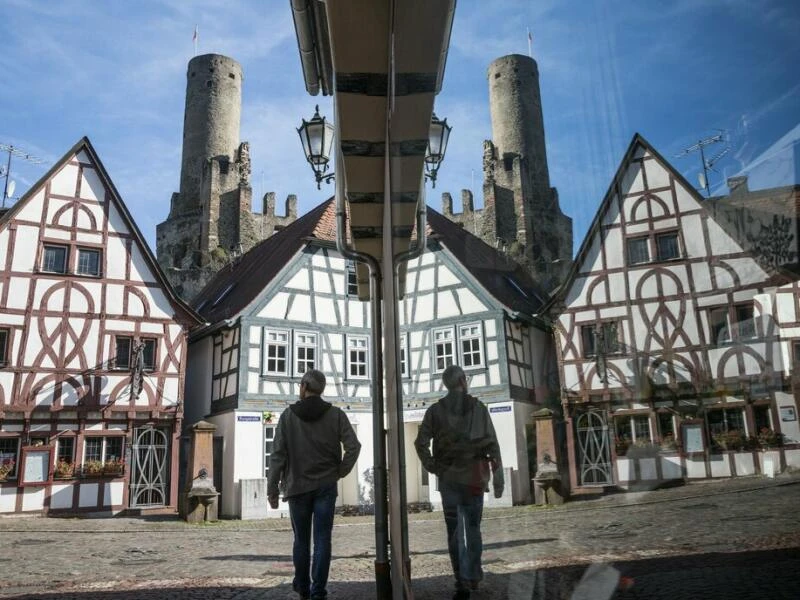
left=698, top=172, right=707, bottom=190
left=6, top=180, right=15, bottom=198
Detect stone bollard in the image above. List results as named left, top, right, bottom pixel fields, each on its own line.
left=182, top=420, right=220, bottom=523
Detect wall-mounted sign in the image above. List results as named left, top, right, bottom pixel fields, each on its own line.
left=237, top=415, right=261, bottom=423
left=20, top=447, right=52, bottom=486
left=681, top=422, right=705, bottom=453
left=780, top=405, right=797, bottom=422
left=490, top=406, right=512, bottom=413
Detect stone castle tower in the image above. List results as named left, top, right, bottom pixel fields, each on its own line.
left=157, top=54, right=297, bottom=301
left=444, top=54, right=572, bottom=292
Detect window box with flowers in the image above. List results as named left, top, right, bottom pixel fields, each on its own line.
left=757, top=428, right=784, bottom=449
left=0, top=458, right=15, bottom=482
left=81, top=459, right=105, bottom=477
left=102, top=458, right=125, bottom=476
left=54, top=459, right=75, bottom=479
left=659, top=433, right=678, bottom=452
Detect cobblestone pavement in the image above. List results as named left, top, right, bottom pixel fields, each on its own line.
left=1, top=474, right=799, bottom=599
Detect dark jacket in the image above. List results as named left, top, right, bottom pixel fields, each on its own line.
left=414, top=391, right=504, bottom=493
left=267, top=395, right=361, bottom=499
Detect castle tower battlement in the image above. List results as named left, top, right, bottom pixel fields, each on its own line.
left=157, top=54, right=298, bottom=301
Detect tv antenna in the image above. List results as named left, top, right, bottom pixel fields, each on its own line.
left=0, top=143, right=45, bottom=208
left=675, top=131, right=728, bottom=198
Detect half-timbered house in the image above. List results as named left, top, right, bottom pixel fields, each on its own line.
left=550, top=134, right=800, bottom=495
left=0, top=138, right=202, bottom=515
left=185, top=199, right=552, bottom=518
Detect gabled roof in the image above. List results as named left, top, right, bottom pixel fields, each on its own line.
left=545, top=133, right=800, bottom=313
left=193, top=197, right=548, bottom=327
left=0, top=136, right=204, bottom=327
left=192, top=199, right=336, bottom=324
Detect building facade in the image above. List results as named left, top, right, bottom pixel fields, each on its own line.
left=0, top=138, right=201, bottom=515
left=185, top=200, right=552, bottom=518
left=549, top=134, right=800, bottom=494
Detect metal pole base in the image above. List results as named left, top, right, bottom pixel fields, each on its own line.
left=375, top=560, right=392, bottom=599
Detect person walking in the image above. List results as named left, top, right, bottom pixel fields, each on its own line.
left=415, top=364, right=504, bottom=600
left=267, top=369, right=361, bottom=600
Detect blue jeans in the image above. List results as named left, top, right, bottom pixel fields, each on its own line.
left=439, top=479, right=484, bottom=587
left=288, top=483, right=338, bottom=599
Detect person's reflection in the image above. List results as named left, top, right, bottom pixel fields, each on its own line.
left=414, top=365, right=504, bottom=600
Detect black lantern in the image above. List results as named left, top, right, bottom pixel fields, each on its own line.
left=297, top=105, right=335, bottom=189
left=424, top=112, right=452, bottom=188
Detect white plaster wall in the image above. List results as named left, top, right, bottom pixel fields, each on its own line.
left=185, top=336, right=214, bottom=425
left=50, top=483, right=75, bottom=509
left=775, top=391, right=800, bottom=442
left=0, top=486, right=16, bottom=512
left=207, top=412, right=237, bottom=517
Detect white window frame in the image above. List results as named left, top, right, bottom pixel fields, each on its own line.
left=294, top=331, right=318, bottom=377
left=399, top=333, right=409, bottom=378
left=82, top=436, right=124, bottom=464
left=458, top=323, right=484, bottom=369
left=263, top=328, right=290, bottom=376
left=346, top=261, right=359, bottom=296
left=264, top=425, right=276, bottom=478
left=432, top=327, right=455, bottom=373
left=347, top=335, right=369, bottom=379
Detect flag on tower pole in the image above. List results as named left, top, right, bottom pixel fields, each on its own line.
left=193, top=25, right=198, bottom=56
left=527, top=28, right=532, bottom=57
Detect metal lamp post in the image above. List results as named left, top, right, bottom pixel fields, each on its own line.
left=424, top=112, right=452, bottom=188
left=297, top=105, right=336, bottom=189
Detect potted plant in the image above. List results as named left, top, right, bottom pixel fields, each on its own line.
left=82, top=459, right=104, bottom=477
left=54, top=459, right=75, bottom=479
left=660, top=433, right=678, bottom=451
left=615, top=436, right=631, bottom=456
left=263, top=411, right=274, bottom=424
left=0, top=458, right=14, bottom=482
left=712, top=430, right=746, bottom=451
left=103, top=457, right=125, bottom=476
left=757, top=428, right=784, bottom=449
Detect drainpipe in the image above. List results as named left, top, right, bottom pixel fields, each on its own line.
left=334, top=155, right=392, bottom=600
left=389, top=199, right=427, bottom=582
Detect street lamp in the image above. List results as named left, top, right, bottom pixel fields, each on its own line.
left=424, top=112, right=452, bottom=188
left=297, top=108, right=452, bottom=189
left=297, top=105, right=335, bottom=189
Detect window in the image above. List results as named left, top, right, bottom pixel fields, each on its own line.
left=141, top=338, right=157, bottom=371
left=346, top=262, right=358, bottom=296
left=399, top=334, right=409, bottom=378
left=793, top=341, right=800, bottom=367
left=347, top=335, right=368, bottom=378
left=627, top=237, right=649, bottom=265
left=627, top=231, right=682, bottom=265
left=459, top=323, right=483, bottom=368
left=708, top=303, right=755, bottom=344
left=753, top=405, right=771, bottom=432
left=264, top=329, right=289, bottom=375
left=0, top=437, right=20, bottom=479
left=581, top=322, right=620, bottom=358
left=115, top=337, right=132, bottom=369
left=76, top=248, right=101, bottom=276
left=57, top=437, right=75, bottom=464
left=83, top=436, right=124, bottom=464
left=0, top=328, right=8, bottom=367
left=735, top=304, right=755, bottom=340
left=42, top=245, right=67, bottom=273
left=656, top=232, right=680, bottom=261
left=433, top=328, right=455, bottom=372
left=707, top=407, right=745, bottom=435
left=115, top=337, right=157, bottom=370
left=709, top=307, right=730, bottom=344
left=657, top=412, right=675, bottom=439
left=264, top=425, right=276, bottom=478
left=295, top=332, right=317, bottom=375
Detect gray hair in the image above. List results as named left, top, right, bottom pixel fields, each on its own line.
left=301, top=369, right=326, bottom=395
left=442, top=365, right=466, bottom=390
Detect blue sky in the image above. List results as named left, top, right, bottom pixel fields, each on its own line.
left=1, top=0, right=798, bottom=252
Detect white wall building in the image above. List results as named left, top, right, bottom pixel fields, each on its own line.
left=549, top=134, right=800, bottom=494
left=185, top=199, right=552, bottom=518
left=0, top=138, right=201, bottom=515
